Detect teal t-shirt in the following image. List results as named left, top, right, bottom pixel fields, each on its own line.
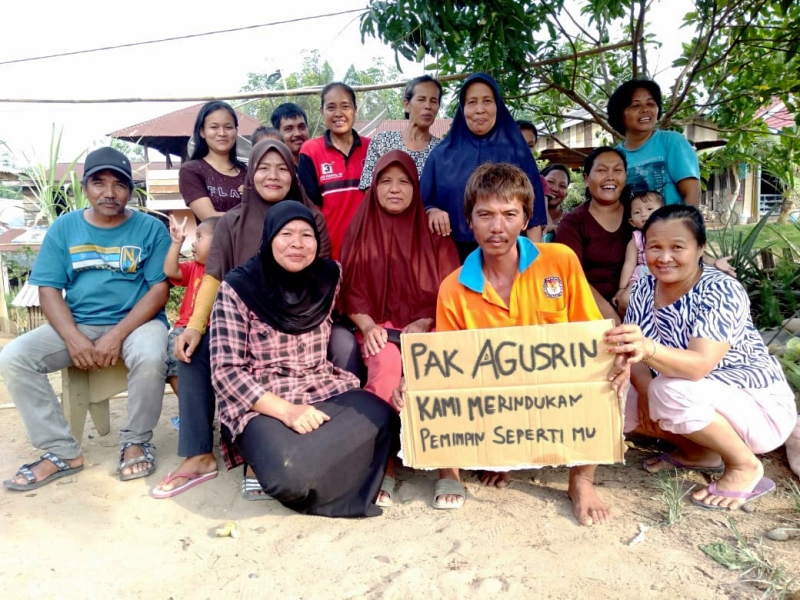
left=617, top=130, right=700, bottom=205
left=30, top=209, right=170, bottom=326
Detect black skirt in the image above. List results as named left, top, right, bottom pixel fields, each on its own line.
left=235, top=389, right=398, bottom=518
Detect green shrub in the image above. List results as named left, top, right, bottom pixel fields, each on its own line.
left=707, top=209, right=800, bottom=328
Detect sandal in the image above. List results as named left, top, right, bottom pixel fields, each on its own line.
left=241, top=464, right=273, bottom=501
left=691, top=477, right=776, bottom=511
left=432, top=478, right=466, bottom=510
left=643, top=453, right=724, bottom=475
left=151, top=471, right=218, bottom=499
left=242, top=476, right=273, bottom=501
left=3, top=452, right=84, bottom=491
left=376, top=476, right=396, bottom=508
left=118, top=442, right=156, bottom=481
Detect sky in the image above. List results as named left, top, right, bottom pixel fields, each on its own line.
left=0, top=0, right=691, bottom=165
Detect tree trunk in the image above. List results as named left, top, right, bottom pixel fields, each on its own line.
left=777, top=189, right=796, bottom=225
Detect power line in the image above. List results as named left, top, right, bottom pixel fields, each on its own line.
left=0, top=43, right=633, bottom=104
left=0, top=9, right=365, bottom=67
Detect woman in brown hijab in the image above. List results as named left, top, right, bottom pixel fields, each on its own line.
left=154, top=140, right=344, bottom=500
left=340, top=150, right=460, bottom=506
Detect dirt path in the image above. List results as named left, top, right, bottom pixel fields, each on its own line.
left=1, top=392, right=799, bottom=599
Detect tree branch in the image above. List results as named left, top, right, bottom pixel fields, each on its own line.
left=559, top=5, right=600, bottom=45
left=632, top=0, right=648, bottom=77
left=541, top=5, right=581, bottom=90
left=630, top=2, right=638, bottom=78
left=537, top=76, right=620, bottom=139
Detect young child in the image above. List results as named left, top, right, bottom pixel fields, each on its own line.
left=164, top=215, right=219, bottom=395
left=613, top=190, right=664, bottom=315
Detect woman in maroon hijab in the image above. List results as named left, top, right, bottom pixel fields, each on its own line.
left=340, top=150, right=460, bottom=506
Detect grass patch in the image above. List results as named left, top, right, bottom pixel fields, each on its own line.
left=708, top=223, right=800, bottom=256
left=700, top=517, right=797, bottom=598
left=788, top=479, right=800, bottom=514
left=652, top=470, right=694, bottom=526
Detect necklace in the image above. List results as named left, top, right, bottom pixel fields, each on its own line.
left=654, top=266, right=702, bottom=310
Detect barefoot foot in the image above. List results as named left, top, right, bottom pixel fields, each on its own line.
left=568, top=475, right=610, bottom=526
left=479, top=470, right=511, bottom=488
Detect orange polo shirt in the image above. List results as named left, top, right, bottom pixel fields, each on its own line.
left=436, top=238, right=602, bottom=331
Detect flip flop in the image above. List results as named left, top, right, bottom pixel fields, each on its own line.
left=3, top=452, right=84, bottom=491
left=375, top=475, right=396, bottom=508
left=118, top=442, right=156, bottom=482
left=691, top=477, right=776, bottom=511
left=432, top=478, right=466, bottom=510
left=242, top=476, right=274, bottom=501
left=151, top=471, right=218, bottom=499
left=642, top=453, right=725, bottom=475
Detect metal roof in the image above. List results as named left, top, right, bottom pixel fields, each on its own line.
left=108, top=103, right=262, bottom=139
left=355, top=118, right=453, bottom=138
left=11, top=282, right=41, bottom=308
left=108, top=104, right=263, bottom=159
left=756, top=99, right=794, bottom=132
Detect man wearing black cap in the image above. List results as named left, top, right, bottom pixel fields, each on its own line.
left=1, top=146, right=172, bottom=491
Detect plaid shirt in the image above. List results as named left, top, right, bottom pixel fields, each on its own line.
left=210, top=278, right=359, bottom=469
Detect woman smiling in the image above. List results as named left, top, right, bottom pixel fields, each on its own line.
left=298, top=82, right=371, bottom=260
left=555, top=147, right=633, bottom=322
left=359, top=76, right=443, bottom=189
left=179, top=101, right=247, bottom=222
left=211, top=201, right=397, bottom=517
left=608, top=205, right=796, bottom=511
left=341, top=150, right=460, bottom=507
left=421, top=73, right=547, bottom=262
left=608, top=80, right=700, bottom=207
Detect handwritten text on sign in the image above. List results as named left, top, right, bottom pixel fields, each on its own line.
left=399, top=320, right=625, bottom=469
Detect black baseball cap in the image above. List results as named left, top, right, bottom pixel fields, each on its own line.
left=83, top=147, right=133, bottom=188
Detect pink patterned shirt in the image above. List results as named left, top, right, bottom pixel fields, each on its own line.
left=210, top=275, right=359, bottom=469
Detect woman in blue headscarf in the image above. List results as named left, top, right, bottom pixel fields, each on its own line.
left=421, top=73, right=547, bottom=262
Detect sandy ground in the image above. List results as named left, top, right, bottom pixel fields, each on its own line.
left=1, top=380, right=799, bottom=599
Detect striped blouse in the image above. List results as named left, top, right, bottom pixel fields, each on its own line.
left=624, top=266, right=785, bottom=389
left=210, top=276, right=360, bottom=469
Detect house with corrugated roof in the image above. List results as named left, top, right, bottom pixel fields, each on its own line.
left=532, top=103, right=796, bottom=224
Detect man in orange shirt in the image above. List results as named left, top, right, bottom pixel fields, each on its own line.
left=393, top=162, right=628, bottom=525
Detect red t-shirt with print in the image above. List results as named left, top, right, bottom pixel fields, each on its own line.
left=170, top=260, right=206, bottom=328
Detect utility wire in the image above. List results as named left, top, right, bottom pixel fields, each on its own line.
left=0, top=8, right=365, bottom=67
left=0, top=42, right=632, bottom=104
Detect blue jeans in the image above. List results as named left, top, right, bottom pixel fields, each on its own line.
left=0, top=320, right=168, bottom=459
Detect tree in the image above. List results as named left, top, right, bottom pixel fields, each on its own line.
left=360, top=0, right=800, bottom=217
left=0, top=141, right=23, bottom=200
left=109, top=138, right=145, bottom=162
left=240, top=50, right=404, bottom=136
left=23, top=127, right=88, bottom=225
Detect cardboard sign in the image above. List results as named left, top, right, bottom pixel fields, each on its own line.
left=399, top=320, right=626, bottom=470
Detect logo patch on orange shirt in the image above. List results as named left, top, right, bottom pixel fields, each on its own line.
left=543, top=276, right=563, bottom=298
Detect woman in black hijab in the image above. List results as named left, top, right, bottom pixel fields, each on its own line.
left=210, top=201, right=396, bottom=517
